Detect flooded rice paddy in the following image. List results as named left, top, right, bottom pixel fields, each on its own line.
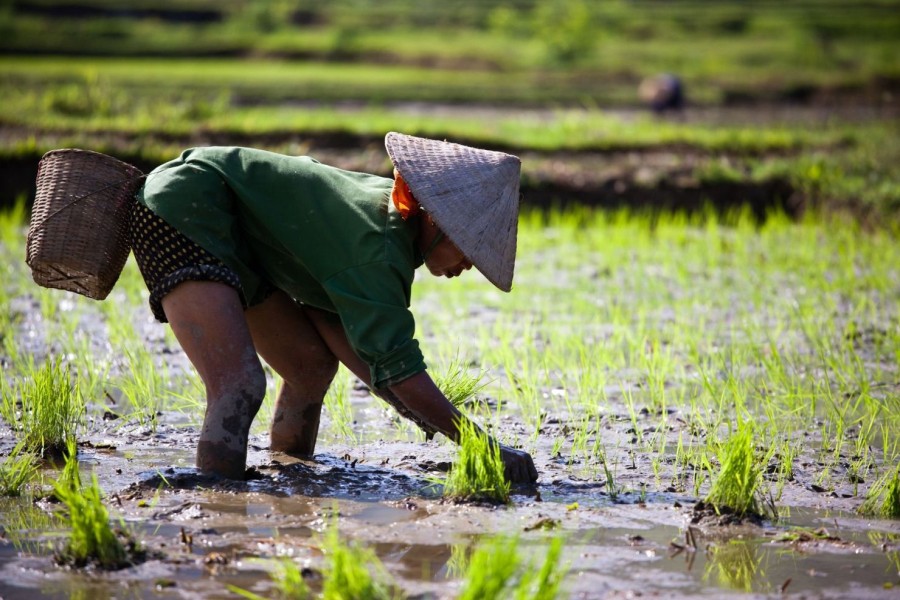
left=1, top=207, right=899, bottom=599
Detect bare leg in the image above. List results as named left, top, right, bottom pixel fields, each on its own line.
left=245, top=291, right=338, bottom=456
left=302, top=306, right=370, bottom=384
left=162, top=281, right=266, bottom=479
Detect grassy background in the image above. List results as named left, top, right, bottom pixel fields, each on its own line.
left=5, top=0, right=899, bottom=103
left=1, top=0, right=899, bottom=220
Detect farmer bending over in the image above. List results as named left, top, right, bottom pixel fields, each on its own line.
left=129, top=132, right=538, bottom=483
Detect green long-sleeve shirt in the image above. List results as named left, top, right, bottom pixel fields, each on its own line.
left=137, top=146, right=426, bottom=388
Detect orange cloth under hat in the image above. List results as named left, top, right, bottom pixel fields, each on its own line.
left=391, top=171, right=420, bottom=220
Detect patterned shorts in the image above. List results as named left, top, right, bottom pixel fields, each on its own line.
left=129, top=201, right=244, bottom=323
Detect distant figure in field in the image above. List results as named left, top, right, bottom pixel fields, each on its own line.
left=639, top=73, right=685, bottom=114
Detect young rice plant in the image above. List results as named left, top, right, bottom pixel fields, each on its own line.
left=52, top=440, right=138, bottom=570
left=705, top=420, right=762, bottom=518
left=0, top=443, right=40, bottom=497
left=1, top=358, right=84, bottom=459
left=320, top=520, right=397, bottom=600
left=859, top=464, right=900, bottom=519
left=458, top=534, right=567, bottom=600
left=443, top=418, right=510, bottom=504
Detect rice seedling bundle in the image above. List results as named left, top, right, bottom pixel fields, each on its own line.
left=52, top=442, right=131, bottom=570
left=706, top=421, right=761, bottom=517
left=2, top=358, right=83, bottom=458
left=457, top=535, right=521, bottom=600
left=321, top=522, right=396, bottom=600
left=434, top=357, right=489, bottom=408
left=443, top=418, right=510, bottom=504
left=0, top=444, right=39, bottom=497
left=859, top=465, right=900, bottom=519
left=458, top=534, right=567, bottom=600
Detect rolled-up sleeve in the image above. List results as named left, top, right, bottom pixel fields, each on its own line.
left=325, top=262, right=425, bottom=388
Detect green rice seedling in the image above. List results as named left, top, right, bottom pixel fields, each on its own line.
left=433, top=356, right=489, bottom=409
left=550, top=435, right=564, bottom=459
left=322, top=366, right=358, bottom=444
left=621, top=386, right=643, bottom=446
left=443, top=418, right=510, bottom=504
left=273, top=558, right=312, bottom=599
left=111, top=347, right=172, bottom=430
left=320, top=521, right=397, bottom=600
left=706, top=420, right=762, bottom=517
left=228, top=557, right=311, bottom=600
left=52, top=440, right=138, bottom=570
left=458, top=535, right=521, bottom=600
left=1, top=358, right=84, bottom=458
left=640, top=339, right=675, bottom=416
left=0, top=195, right=26, bottom=250
left=597, top=447, right=621, bottom=501
left=859, top=464, right=900, bottom=519
left=514, top=535, right=567, bottom=600
left=0, top=443, right=40, bottom=497
left=456, top=533, right=567, bottom=600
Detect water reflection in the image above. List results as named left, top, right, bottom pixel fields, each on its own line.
left=703, top=538, right=766, bottom=593
left=0, top=497, right=60, bottom=554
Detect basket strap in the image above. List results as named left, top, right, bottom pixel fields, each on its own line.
left=28, top=174, right=146, bottom=240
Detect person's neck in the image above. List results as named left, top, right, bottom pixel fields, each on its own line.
left=416, top=214, right=443, bottom=260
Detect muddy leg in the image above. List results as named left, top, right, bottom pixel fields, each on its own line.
left=245, top=291, right=338, bottom=456
left=162, top=281, right=265, bottom=479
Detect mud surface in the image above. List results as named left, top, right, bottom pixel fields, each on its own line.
left=2, top=101, right=900, bottom=597
left=3, top=430, right=900, bottom=599
left=2, top=312, right=900, bottom=599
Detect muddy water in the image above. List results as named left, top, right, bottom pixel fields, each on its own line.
left=2, top=265, right=900, bottom=598
left=2, top=403, right=900, bottom=599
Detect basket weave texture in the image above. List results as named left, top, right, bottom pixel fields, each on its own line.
left=27, top=149, right=145, bottom=300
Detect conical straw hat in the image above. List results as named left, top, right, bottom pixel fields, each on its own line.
left=385, top=132, right=521, bottom=292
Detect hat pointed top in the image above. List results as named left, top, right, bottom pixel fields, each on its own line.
left=385, top=132, right=521, bottom=292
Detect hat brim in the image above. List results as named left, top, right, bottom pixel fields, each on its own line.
left=385, top=132, right=521, bottom=292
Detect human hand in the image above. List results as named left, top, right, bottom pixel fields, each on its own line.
left=499, top=445, right=538, bottom=484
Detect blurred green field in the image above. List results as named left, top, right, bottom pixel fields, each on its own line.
left=1, top=0, right=899, bottom=221
left=5, top=0, right=900, bottom=104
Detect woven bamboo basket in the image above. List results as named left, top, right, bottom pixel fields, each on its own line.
left=26, top=149, right=145, bottom=300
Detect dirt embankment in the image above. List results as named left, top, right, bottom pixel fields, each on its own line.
left=0, top=127, right=801, bottom=220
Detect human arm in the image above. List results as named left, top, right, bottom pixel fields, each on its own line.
left=387, top=371, right=538, bottom=483
left=303, top=306, right=538, bottom=483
